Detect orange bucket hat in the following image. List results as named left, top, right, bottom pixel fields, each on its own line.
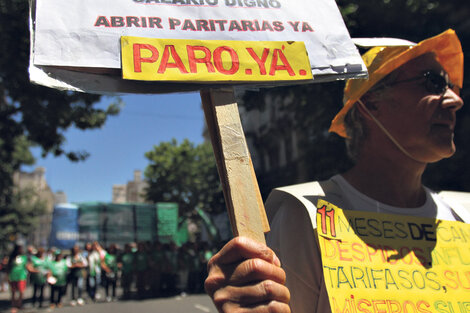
left=329, top=29, right=464, bottom=138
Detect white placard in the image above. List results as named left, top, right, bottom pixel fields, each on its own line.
left=30, top=0, right=367, bottom=93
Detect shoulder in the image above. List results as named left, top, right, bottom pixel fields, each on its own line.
left=265, top=176, right=348, bottom=229
left=435, top=190, right=470, bottom=223
left=265, top=180, right=333, bottom=313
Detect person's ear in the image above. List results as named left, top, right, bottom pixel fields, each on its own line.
left=356, top=97, right=378, bottom=121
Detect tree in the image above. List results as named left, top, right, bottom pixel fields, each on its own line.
left=0, top=0, right=120, bottom=239
left=0, top=187, right=47, bottom=253
left=240, top=0, right=470, bottom=196
left=144, top=139, right=225, bottom=217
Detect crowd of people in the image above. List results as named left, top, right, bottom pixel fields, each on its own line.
left=0, top=240, right=218, bottom=312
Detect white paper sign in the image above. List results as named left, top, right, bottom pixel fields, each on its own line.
left=30, top=0, right=367, bottom=93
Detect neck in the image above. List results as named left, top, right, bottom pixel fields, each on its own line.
left=343, top=147, right=427, bottom=208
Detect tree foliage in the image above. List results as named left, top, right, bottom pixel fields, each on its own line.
left=144, top=139, right=225, bottom=217
left=0, top=0, right=120, bottom=235
left=241, top=0, right=470, bottom=195
left=0, top=187, right=46, bottom=252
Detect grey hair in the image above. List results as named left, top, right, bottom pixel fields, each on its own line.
left=344, top=103, right=366, bottom=162
left=343, top=70, right=402, bottom=161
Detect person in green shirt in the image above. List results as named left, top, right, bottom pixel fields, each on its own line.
left=183, top=242, right=198, bottom=294
left=100, top=244, right=119, bottom=302
left=66, top=245, right=87, bottom=306
left=149, top=241, right=163, bottom=297
left=199, top=242, right=214, bottom=293
left=134, top=241, right=149, bottom=298
left=7, top=244, right=33, bottom=313
left=161, top=242, right=178, bottom=295
left=85, top=242, right=101, bottom=302
left=0, top=256, right=8, bottom=293
left=119, top=243, right=135, bottom=299
left=48, top=251, right=69, bottom=308
left=30, top=248, right=49, bottom=308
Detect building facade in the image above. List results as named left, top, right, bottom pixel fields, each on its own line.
left=112, top=170, right=149, bottom=203
left=238, top=91, right=308, bottom=198
left=13, top=167, right=66, bottom=248
left=236, top=82, right=352, bottom=199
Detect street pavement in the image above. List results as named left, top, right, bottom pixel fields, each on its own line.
left=0, top=287, right=217, bottom=313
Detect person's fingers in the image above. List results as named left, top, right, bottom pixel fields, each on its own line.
left=210, top=237, right=281, bottom=266
left=213, top=280, right=290, bottom=307
left=206, top=237, right=285, bottom=297
left=205, top=236, right=289, bottom=313
left=220, top=301, right=291, bottom=313
left=205, top=258, right=285, bottom=295
left=229, top=258, right=286, bottom=286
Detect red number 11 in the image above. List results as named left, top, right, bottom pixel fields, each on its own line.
left=317, top=205, right=336, bottom=237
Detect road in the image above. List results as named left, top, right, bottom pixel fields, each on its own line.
left=0, top=288, right=217, bottom=313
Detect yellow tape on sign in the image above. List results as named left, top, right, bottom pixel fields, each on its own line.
left=121, top=37, right=312, bottom=82
left=316, top=200, right=470, bottom=313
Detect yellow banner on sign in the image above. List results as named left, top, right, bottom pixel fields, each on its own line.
left=121, top=37, right=312, bottom=82
left=316, top=200, right=470, bottom=313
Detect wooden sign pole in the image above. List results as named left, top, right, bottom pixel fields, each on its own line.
left=200, top=87, right=269, bottom=244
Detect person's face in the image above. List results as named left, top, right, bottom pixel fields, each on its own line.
left=371, top=53, right=463, bottom=163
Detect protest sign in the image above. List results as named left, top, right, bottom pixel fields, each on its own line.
left=121, top=37, right=312, bottom=82
left=316, top=199, right=470, bottom=313
left=30, top=0, right=366, bottom=93
left=30, top=0, right=366, bottom=242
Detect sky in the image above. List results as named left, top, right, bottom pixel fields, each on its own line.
left=22, top=92, right=205, bottom=203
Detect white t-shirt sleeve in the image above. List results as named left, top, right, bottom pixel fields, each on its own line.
left=266, top=196, right=331, bottom=313
left=80, top=255, right=88, bottom=267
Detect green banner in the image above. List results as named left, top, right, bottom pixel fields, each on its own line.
left=176, top=218, right=188, bottom=246
left=156, top=203, right=179, bottom=243
left=197, top=208, right=219, bottom=241
left=76, top=202, right=157, bottom=246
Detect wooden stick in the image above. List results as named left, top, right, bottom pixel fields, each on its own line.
left=200, top=88, right=269, bottom=244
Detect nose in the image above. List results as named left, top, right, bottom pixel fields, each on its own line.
left=441, top=87, right=464, bottom=111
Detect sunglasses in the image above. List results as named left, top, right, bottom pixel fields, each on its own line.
left=389, top=71, right=459, bottom=95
